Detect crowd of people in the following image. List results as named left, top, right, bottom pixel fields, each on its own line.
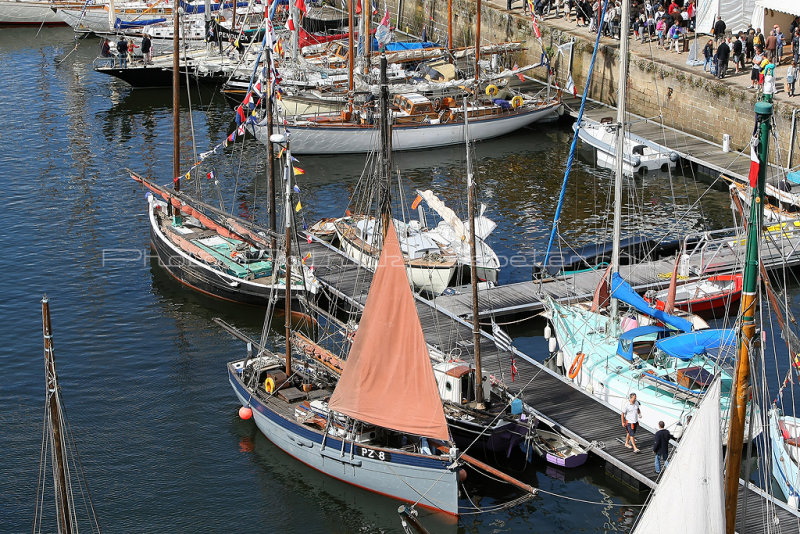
left=513, top=0, right=800, bottom=98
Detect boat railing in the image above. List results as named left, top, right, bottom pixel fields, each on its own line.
left=93, top=57, right=117, bottom=69
left=680, top=228, right=743, bottom=276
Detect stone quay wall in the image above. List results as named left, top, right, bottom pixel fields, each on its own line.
left=383, top=0, right=799, bottom=164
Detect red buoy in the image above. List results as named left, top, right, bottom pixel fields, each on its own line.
left=238, top=406, right=253, bottom=420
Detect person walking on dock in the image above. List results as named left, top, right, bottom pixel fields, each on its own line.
left=621, top=393, right=641, bottom=453
left=653, top=421, right=672, bottom=474
left=716, top=37, right=731, bottom=79
left=713, top=15, right=726, bottom=44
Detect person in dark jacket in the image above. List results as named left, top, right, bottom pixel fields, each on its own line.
left=703, top=39, right=713, bottom=72
left=141, top=34, right=152, bottom=65
left=732, top=33, right=744, bottom=73
left=116, top=37, right=128, bottom=68
left=713, top=15, right=726, bottom=44
left=100, top=38, right=111, bottom=58
left=716, top=37, right=731, bottom=78
left=653, top=421, right=672, bottom=474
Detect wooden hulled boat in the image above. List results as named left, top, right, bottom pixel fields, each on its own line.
left=520, top=428, right=589, bottom=468
left=646, top=273, right=743, bottom=314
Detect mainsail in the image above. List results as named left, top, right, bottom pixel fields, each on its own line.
left=632, top=378, right=724, bottom=533
left=328, top=223, right=451, bottom=442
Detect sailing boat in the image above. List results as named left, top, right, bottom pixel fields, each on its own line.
left=541, top=0, right=760, bottom=444
left=34, top=296, right=102, bottom=533
left=228, top=221, right=462, bottom=515
left=769, top=406, right=800, bottom=509
left=129, top=7, right=317, bottom=306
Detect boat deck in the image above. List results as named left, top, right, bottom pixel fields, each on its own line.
left=300, top=233, right=800, bottom=531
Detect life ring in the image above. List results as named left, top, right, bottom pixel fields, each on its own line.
left=510, top=95, right=524, bottom=109
left=485, top=84, right=499, bottom=97
left=264, top=376, right=277, bottom=394
left=568, top=352, right=585, bottom=379
left=230, top=251, right=238, bottom=259
left=433, top=97, right=442, bottom=110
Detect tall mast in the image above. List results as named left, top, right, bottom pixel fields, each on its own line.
left=609, top=0, right=628, bottom=324
left=723, top=100, right=773, bottom=534
left=474, top=0, right=480, bottom=83
left=107, top=0, right=116, bottom=34
left=361, top=0, right=371, bottom=73
left=284, top=146, right=293, bottom=376
left=348, top=0, right=354, bottom=112
left=378, top=54, right=392, bottom=238
left=42, top=296, right=72, bottom=534
left=172, top=0, right=180, bottom=196
left=289, top=0, right=298, bottom=61
left=465, top=100, right=483, bottom=407
left=266, top=47, right=277, bottom=250
left=448, top=0, right=452, bottom=58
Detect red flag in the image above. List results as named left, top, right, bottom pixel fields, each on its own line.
left=287, top=16, right=295, bottom=31
left=307, top=234, right=313, bottom=243
left=512, top=63, right=525, bottom=82
left=511, top=356, right=518, bottom=382
left=294, top=0, right=306, bottom=15
left=748, top=140, right=759, bottom=187
left=355, top=0, right=361, bottom=14
left=532, top=14, right=541, bottom=39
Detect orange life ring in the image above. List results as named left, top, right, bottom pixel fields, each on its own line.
left=568, top=352, right=585, bottom=379
left=230, top=250, right=238, bottom=259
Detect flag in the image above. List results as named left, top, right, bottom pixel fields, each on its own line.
left=379, top=9, right=390, bottom=27
left=566, top=75, right=577, bottom=97
left=301, top=252, right=311, bottom=264
left=274, top=38, right=284, bottom=57
left=512, top=63, right=525, bottom=82
left=236, top=124, right=246, bottom=136
left=227, top=130, right=237, bottom=142
left=207, top=170, right=215, bottom=180
left=293, top=167, right=305, bottom=175
left=295, top=201, right=302, bottom=212
left=307, top=233, right=313, bottom=243
left=287, top=16, right=295, bottom=31
left=411, top=193, right=422, bottom=210
left=492, top=321, right=513, bottom=353
left=242, top=92, right=252, bottom=107
left=185, top=171, right=191, bottom=181
left=293, top=184, right=301, bottom=193
left=276, top=146, right=286, bottom=159
left=532, top=13, right=541, bottom=39
left=511, top=356, right=518, bottom=382
left=355, top=0, right=361, bottom=14
left=235, top=105, right=246, bottom=125
left=748, top=138, right=760, bottom=187
left=294, top=0, right=306, bottom=15
left=371, top=0, right=377, bottom=14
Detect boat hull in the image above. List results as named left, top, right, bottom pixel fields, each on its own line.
left=576, top=121, right=677, bottom=174
left=255, top=103, right=561, bottom=155
left=447, top=417, right=527, bottom=458
left=147, top=198, right=312, bottom=306
left=769, top=408, right=800, bottom=509
left=0, top=1, right=64, bottom=24
left=652, top=274, right=743, bottom=314
left=228, top=364, right=460, bottom=515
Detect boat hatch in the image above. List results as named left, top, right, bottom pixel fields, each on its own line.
left=616, top=325, right=670, bottom=362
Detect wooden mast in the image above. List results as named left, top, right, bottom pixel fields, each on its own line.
left=42, top=295, right=72, bottom=534
left=266, top=47, right=277, bottom=250
left=464, top=99, right=483, bottom=407
left=348, top=0, right=354, bottom=113
left=284, top=146, right=294, bottom=376
left=723, top=100, right=773, bottom=534
left=378, top=54, right=392, bottom=239
left=474, top=0, right=480, bottom=83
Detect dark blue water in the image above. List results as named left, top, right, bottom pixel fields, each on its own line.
left=1, top=27, right=795, bottom=533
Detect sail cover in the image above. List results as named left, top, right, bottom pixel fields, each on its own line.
left=632, top=379, right=724, bottom=533
left=656, top=329, right=737, bottom=361
left=328, top=224, right=450, bottom=442
left=610, top=273, right=693, bottom=333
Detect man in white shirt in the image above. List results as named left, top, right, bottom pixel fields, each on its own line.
left=621, top=393, right=642, bottom=452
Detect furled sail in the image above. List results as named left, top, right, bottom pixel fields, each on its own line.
left=328, top=223, right=451, bottom=442
left=632, top=378, right=724, bottom=533
left=610, top=273, right=693, bottom=333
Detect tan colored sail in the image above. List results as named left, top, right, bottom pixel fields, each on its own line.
left=328, top=223, right=450, bottom=442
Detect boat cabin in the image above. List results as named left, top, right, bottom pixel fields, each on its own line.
left=392, top=93, right=438, bottom=122
left=616, top=326, right=670, bottom=363
left=433, top=361, right=491, bottom=405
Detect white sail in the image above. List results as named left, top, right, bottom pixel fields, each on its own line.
left=633, top=378, right=724, bottom=533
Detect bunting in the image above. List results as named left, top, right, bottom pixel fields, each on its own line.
left=293, top=167, right=305, bottom=175
left=748, top=137, right=760, bottom=187
left=295, top=201, right=302, bottom=212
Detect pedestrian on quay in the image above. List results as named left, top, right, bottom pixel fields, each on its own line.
left=713, top=15, right=726, bottom=44
left=653, top=421, right=672, bottom=475
left=745, top=28, right=755, bottom=60
left=717, top=37, right=731, bottom=78
left=116, top=36, right=128, bottom=68
left=733, top=33, right=743, bottom=74
left=787, top=61, right=797, bottom=97
left=703, top=38, right=714, bottom=72
left=777, top=26, right=785, bottom=64
left=621, top=393, right=642, bottom=453
left=656, top=16, right=666, bottom=48
left=576, top=0, right=590, bottom=27
left=766, top=29, right=778, bottom=62
left=793, top=29, right=800, bottom=64
left=141, top=34, right=152, bottom=65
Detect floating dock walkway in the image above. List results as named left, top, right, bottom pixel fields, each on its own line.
left=300, top=233, right=800, bottom=532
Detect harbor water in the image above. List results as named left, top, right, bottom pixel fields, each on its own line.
left=1, top=27, right=795, bottom=532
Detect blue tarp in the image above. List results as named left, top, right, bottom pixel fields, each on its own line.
left=610, top=273, right=693, bottom=333
left=376, top=40, right=437, bottom=51
left=114, top=17, right=167, bottom=29
left=617, top=326, right=670, bottom=362
left=655, top=329, right=737, bottom=361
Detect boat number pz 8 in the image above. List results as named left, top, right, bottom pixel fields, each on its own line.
left=358, top=446, right=391, bottom=461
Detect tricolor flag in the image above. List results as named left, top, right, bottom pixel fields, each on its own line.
left=293, top=167, right=305, bottom=175
left=207, top=170, right=215, bottom=180
left=295, top=201, right=302, bottom=212
left=531, top=12, right=541, bottom=39
left=411, top=194, right=422, bottom=210
left=276, top=146, right=286, bottom=159
left=307, top=234, right=313, bottom=243
left=566, top=75, right=577, bottom=97
left=294, top=0, right=306, bottom=15
left=749, top=138, right=760, bottom=187
left=227, top=130, right=237, bottom=143
left=371, top=0, right=378, bottom=14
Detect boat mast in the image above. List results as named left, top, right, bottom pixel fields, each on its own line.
left=474, top=0, right=480, bottom=83
left=361, top=0, right=371, bottom=73
left=378, top=54, right=392, bottom=238
left=609, top=0, right=629, bottom=324
left=107, top=0, right=116, bottom=34
left=284, top=146, right=294, bottom=376
left=723, top=100, right=773, bottom=534
left=172, top=0, right=180, bottom=197
left=266, top=46, right=277, bottom=250
left=348, top=0, right=354, bottom=113
left=465, top=99, right=484, bottom=407
left=42, top=295, right=72, bottom=534
left=448, top=0, right=452, bottom=59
